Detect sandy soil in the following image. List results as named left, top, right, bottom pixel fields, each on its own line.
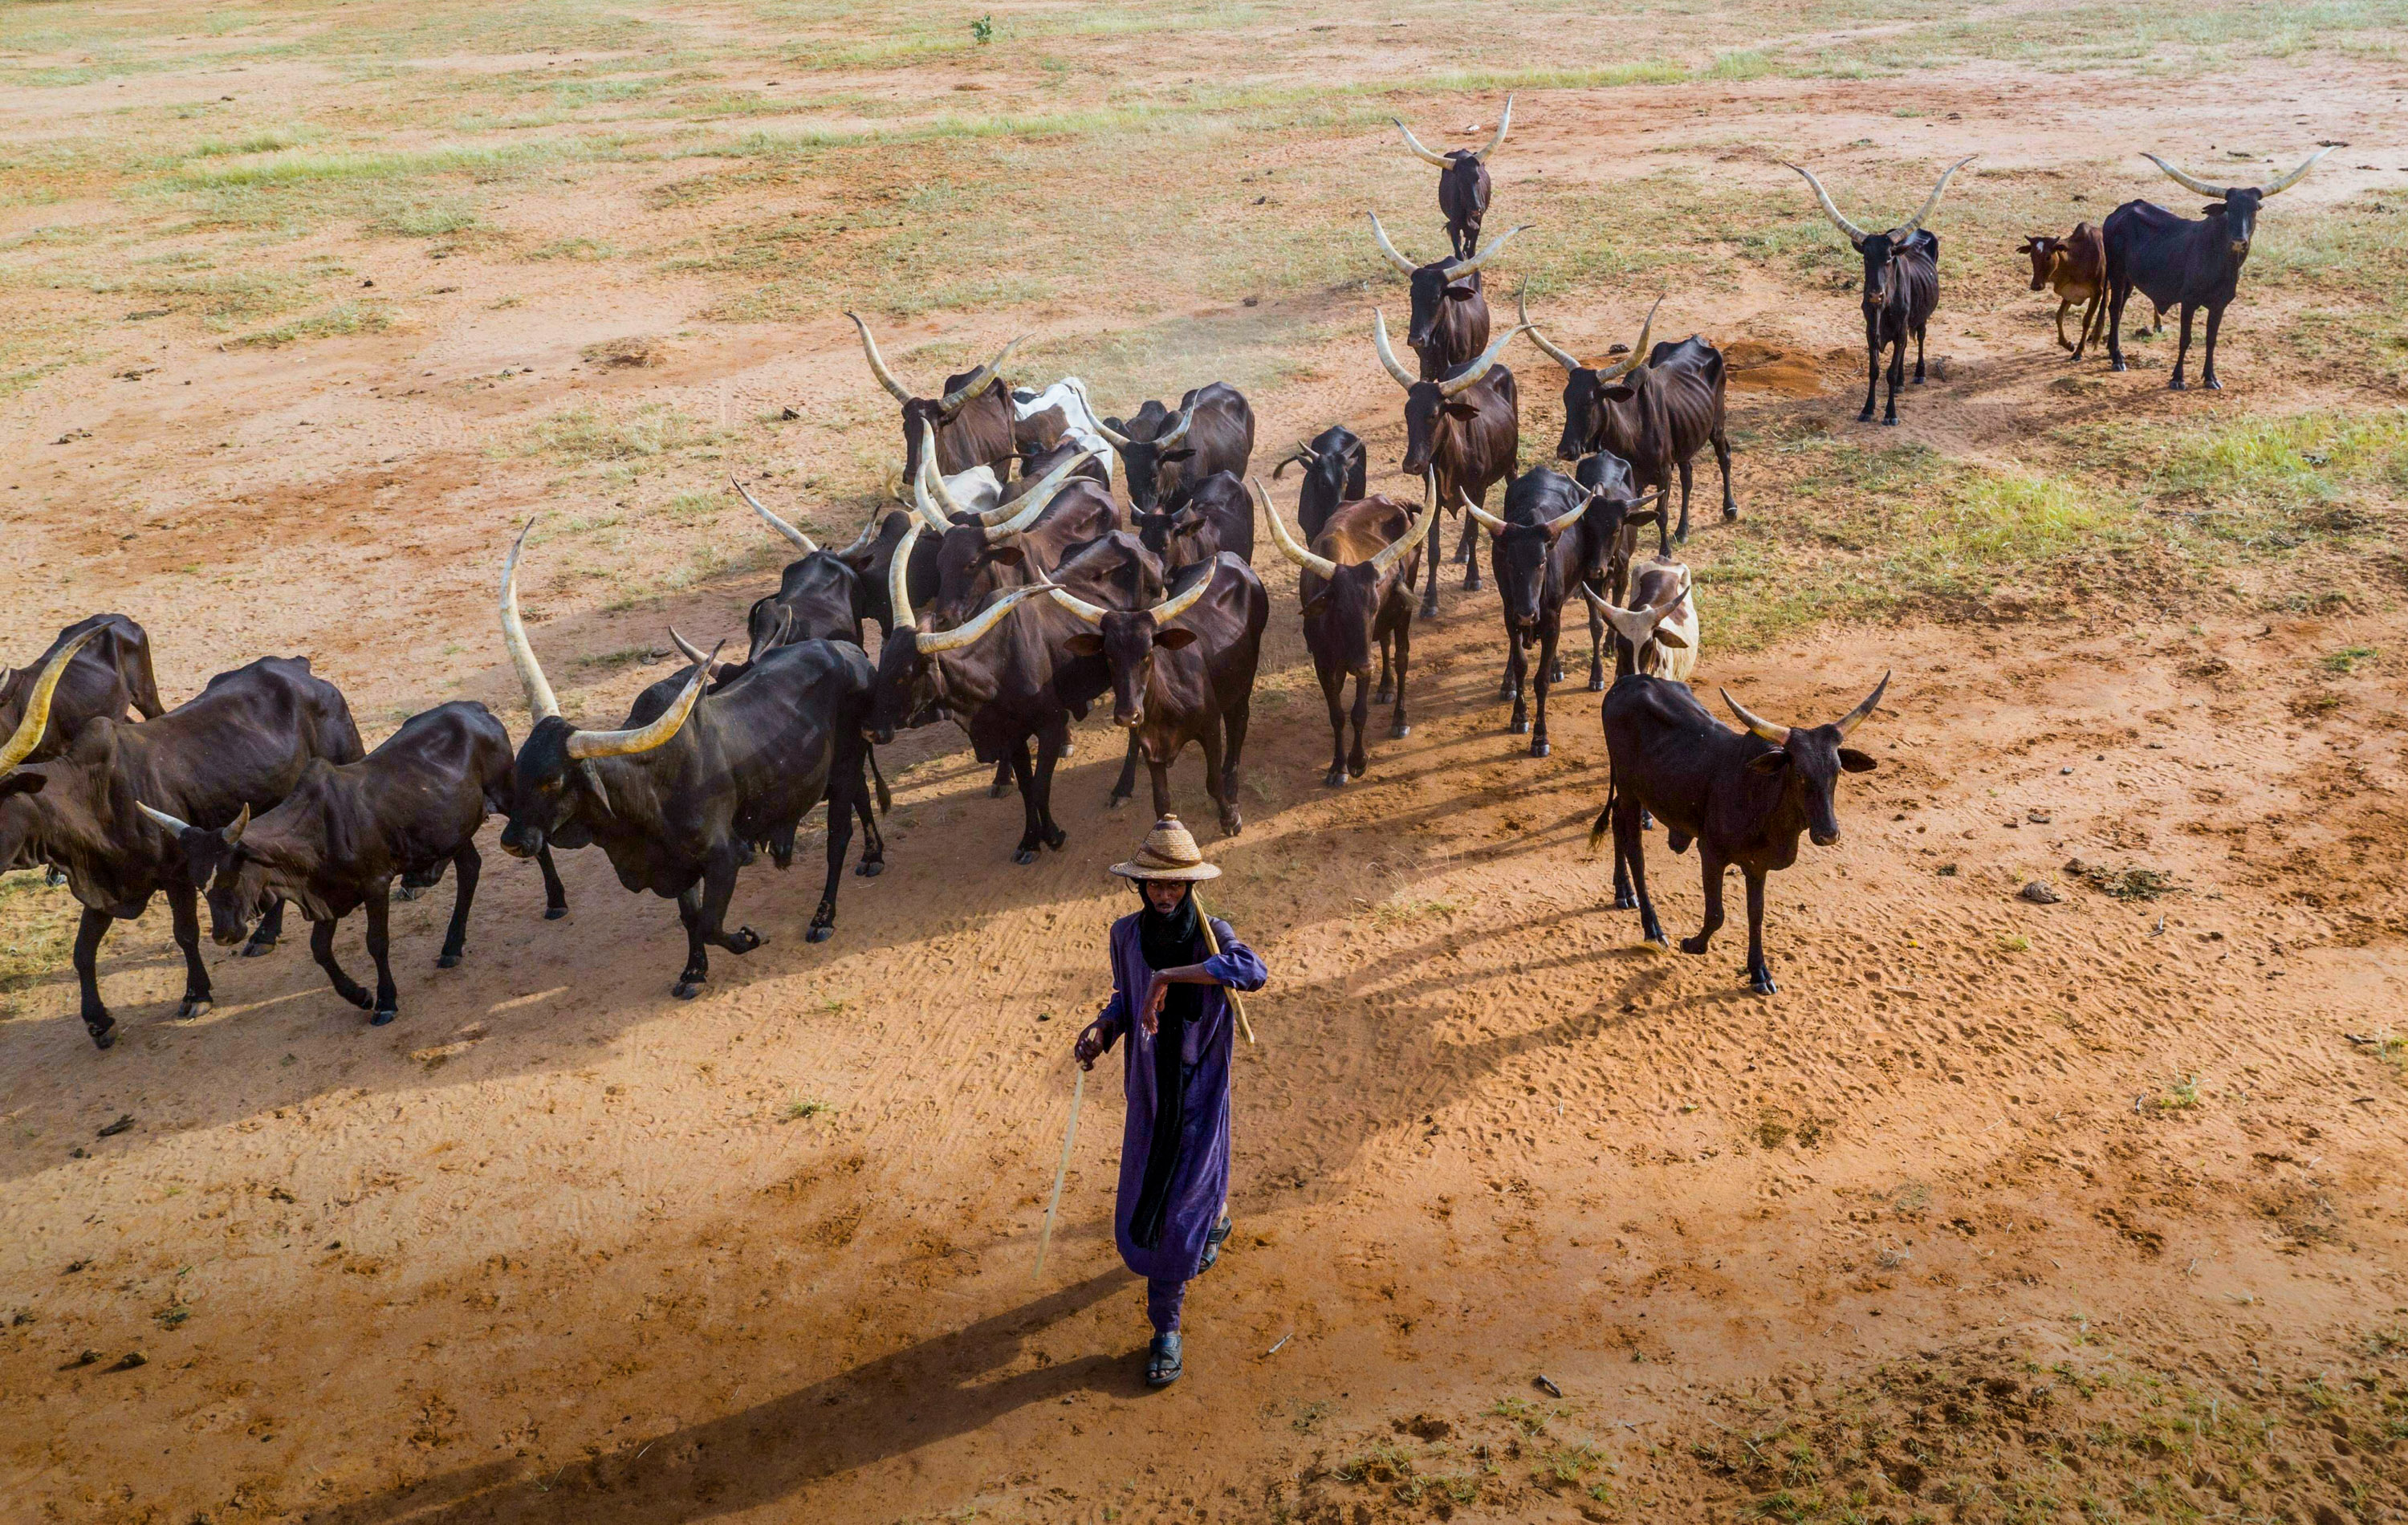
left=4, top=22, right=2408, bottom=1525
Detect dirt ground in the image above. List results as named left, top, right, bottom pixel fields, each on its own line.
left=5, top=4, right=2408, bottom=1522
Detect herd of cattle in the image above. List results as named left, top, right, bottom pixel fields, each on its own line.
left=0, top=108, right=2340, bottom=1045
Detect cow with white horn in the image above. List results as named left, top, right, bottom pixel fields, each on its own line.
left=847, top=311, right=1024, bottom=486
left=1366, top=213, right=1531, bottom=379
left=1393, top=94, right=1512, bottom=259
left=1786, top=155, right=1975, bottom=425
left=1373, top=313, right=1525, bottom=612
left=1097, top=384, right=1255, bottom=514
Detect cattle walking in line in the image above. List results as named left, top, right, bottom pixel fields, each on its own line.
left=1787, top=156, right=1975, bottom=425
left=848, top=311, right=1024, bottom=484
left=734, top=477, right=880, bottom=653
left=2105, top=148, right=2333, bottom=390
left=1275, top=427, right=1368, bottom=543
left=1099, top=384, right=1256, bottom=513
left=498, top=523, right=881, bottom=998
left=138, top=701, right=563, bottom=1027
left=1257, top=471, right=1438, bottom=786
left=1365, top=212, right=1531, bottom=378
left=1461, top=466, right=1599, bottom=757
left=1392, top=94, right=1512, bottom=258
left=1373, top=315, right=1525, bottom=612
left=0, top=633, right=364, bottom=1048
left=1526, top=291, right=1738, bottom=546
left=1595, top=672, right=1888, bottom=994
left=0, top=615, right=165, bottom=770
left=2017, top=223, right=2109, bottom=359
left=1047, top=553, right=1268, bottom=836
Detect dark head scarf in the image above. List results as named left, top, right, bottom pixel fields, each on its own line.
left=1130, top=880, right=1204, bottom=1249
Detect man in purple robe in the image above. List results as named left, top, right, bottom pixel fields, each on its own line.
left=1075, top=815, right=1267, bottom=1388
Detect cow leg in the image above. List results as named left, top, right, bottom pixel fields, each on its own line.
left=673, top=884, right=710, bottom=998
left=1912, top=322, right=1927, bottom=384
left=1458, top=505, right=1482, bottom=591
left=1347, top=667, right=1373, bottom=778
left=849, top=758, right=886, bottom=877
left=2200, top=304, right=2224, bottom=391
left=2170, top=304, right=2195, bottom=390
left=1587, top=597, right=1607, bottom=692
left=1714, top=428, right=1737, bottom=522
left=1883, top=340, right=1905, bottom=425
left=1320, top=662, right=1351, bottom=788
left=1008, top=738, right=1044, bottom=863
left=311, top=917, right=372, bottom=1012
left=989, top=756, right=1012, bottom=799
left=1606, top=770, right=1635, bottom=910
left=1390, top=618, right=1414, bottom=742
left=1678, top=848, right=1727, bottom=958
left=1742, top=868, right=1777, bottom=994
left=1148, top=750, right=1174, bottom=823
left=243, top=896, right=285, bottom=957
left=697, top=845, right=763, bottom=957
left=73, top=909, right=120, bottom=1047
left=438, top=843, right=479, bottom=968
left=1419, top=517, right=1444, bottom=619
left=535, top=844, right=569, bottom=919
left=1376, top=629, right=1394, bottom=706
left=1653, top=486, right=1674, bottom=559
left=1529, top=616, right=1560, bottom=758
left=2106, top=279, right=2130, bottom=372
left=1613, top=791, right=1664, bottom=946
left=1674, top=458, right=1694, bottom=544
left=1506, top=629, right=1529, bottom=734
left=811, top=765, right=856, bottom=943
left=1032, top=725, right=1069, bottom=853
left=1859, top=335, right=1881, bottom=423
left=1108, top=729, right=1142, bottom=809
left=2055, top=298, right=2073, bottom=352
left=363, top=885, right=398, bottom=1024
left=1220, top=699, right=1251, bottom=835
left=167, top=880, right=214, bottom=1021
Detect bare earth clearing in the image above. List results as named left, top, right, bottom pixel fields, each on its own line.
left=4, top=3, right=2408, bottom=1522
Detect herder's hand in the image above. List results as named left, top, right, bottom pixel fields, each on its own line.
left=1074, top=1021, right=1106, bottom=1071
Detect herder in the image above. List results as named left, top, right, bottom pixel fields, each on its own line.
left=1074, top=815, right=1267, bottom=1388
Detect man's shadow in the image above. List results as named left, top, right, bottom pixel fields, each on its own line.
left=319, top=1270, right=1130, bottom=1525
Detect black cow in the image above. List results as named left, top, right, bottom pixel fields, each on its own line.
left=0, top=636, right=364, bottom=1047
left=1393, top=94, right=1512, bottom=259
left=848, top=312, right=1023, bottom=485
left=1258, top=472, right=1438, bottom=785
left=1048, top=552, right=1268, bottom=836
left=909, top=442, right=1114, bottom=632
left=140, top=701, right=564, bottom=1026
left=1787, top=157, right=1975, bottom=425
left=1464, top=466, right=1636, bottom=757
left=1274, top=426, right=1368, bottom=543
left=497, top=523, right=880, bottom=998
left=734, top=477, right=878, bottom=655
left=1365, top=213, right=1528, bottom=377
left=1373, top=314, right=1524, bottom=613
left=1130, top=470, right=1255, bottom=576
left=0, top=615, right=165, bottom=768
left=1594, top=673, right=1888, bottom=994
left=2105, top=148, right=2333, bottom=390
left=1099, top=383, right=1255, bottom=512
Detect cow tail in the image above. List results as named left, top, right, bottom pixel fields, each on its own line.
left=1588, top=768, right=1617, bottom=860
left=868, top=746, right=891, bottom=815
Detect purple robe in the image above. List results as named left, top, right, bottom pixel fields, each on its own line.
left=1090, top=911, right=1267, bottom=1282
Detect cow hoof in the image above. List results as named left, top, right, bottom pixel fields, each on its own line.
left=544, top=905, right=569, bottom=921
left=1417, top=601, right=1438, bottom=620
left=1108, top=792, right=1131, bottom=810
left=2203, top=377, right=2222, bottom=392
left=1678, top=934, right=1710, bottom=956
left=1588, top=677, right=1605, bottom=693
left=1613, top=893, right=1637, bottom=912
left=437, top=952, right=463, bottom=970
left=370, top=1007, right=397, bottom=1027
left=177, top=998, right=211, bottom=1021
left=241, top=937, right=278, bottom=958
left=1529, top=740, right=1550, bottom=758
left=1639, top=809, right=1655, bottom=829
left=1857, top=411, right=1875, bottom=424
left=1911, top=374, right=1926, bottom=385
left=1723, top=508, right=1739, bottom=523
left=1218, top=813, right=1243, bottom=836
left=346, top=990, right=374, bottom=1011
left=806, top=924, right=834, bottom=944
left=855, top=859, right=885, bottom=877
left=1749, top=974, right=1779, bottom=996
left=988, top=783, right=1011, bottom=799
left=46, top=867, right=66, bottom=887
left=2168, top=378, right=2186, bottom=392
left=1389, top=723, right=1409, bottom=740
left=1509, top=718, right=1528, bottom=735
left=1044, top=831, right=1067, bottom=852
left=1376, top=687, right=1395, bottom=706
left=393, top=884, right=422, bottom=902
left=87, top=1020, right=116, bottom=1051
left=1463, top=575, right=1481, bottom=592
left=1882, top=417, right=1899, bottom=427
left=729, top=927, right=762, bottom=954
left=2110, top=360, right=2128, bottom=372
left=1638, top=935, right=1670, bottom=954
left=673, top=980, right=705, bottom=1001
left=1323, top=769, right=1348, bottom=788
left=1012, top=848, right=1039, bottom=865
left=1348, top=758, right=1369, bottom=777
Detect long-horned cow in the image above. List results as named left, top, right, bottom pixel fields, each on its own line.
left=2105, top=148, right=2333, bottom=390
left=496, top=523, right=881, bottom=998
left=1459, top=466, right=1600, bottom=757
left=0, top=615, right=165, bottom=770
left=847, top=312, right=1024, bottom=485
left=1258, top=471, right=1438, bottom=786
left=1392, top=94, right=1513, bottom=259
left=1129, top=470, right=1255, bottom=576
left=0, top=635, right=365, bottom=1048
left=1097, top=384, right=1256, bottom=513
left=1786, top=156, right=1976, bottom=425
left=1274, top=426, right=1368, bottom=543
left=1365, top=213, right=1530, bottom=378
left=1373, top=314, right=1525, bottom=613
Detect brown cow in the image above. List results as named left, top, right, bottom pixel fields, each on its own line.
left=847, top=312, right=1023, bottom=485
left=0, top=615, right=165, bottom=770
left=2017, top=223, right=2109, bottom=358
left=1373, top=315, right=1525, bottom=614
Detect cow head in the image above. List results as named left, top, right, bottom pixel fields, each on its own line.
left=847, top=312, right=1023, bottom=484
left=1375, top=312, right=1525, bottom=477
left=1463, top=472, right=1597, bottom=636
left=1274, top=428, right=1366, bottom=528
left=2144, top=148, right=2331, bottom=260
left=1366, top=214, right=1528, bottom=353
left=1787, top=156, right=1975, bottom=307
left=1260, top=474, right=1438, bottom=677
left=867, top=518, right=1056, bottom=743
left=1046, top=563, right=1218, bottom=730
left=1522, top=287, right=1659, bottom=460
left=1096, top=400, right=1194, bottom=513
left=913, top=443, right=1097, bottom=627
left=2015, top=235, right=2062, bottom=292
left=1723, top=673, right=1889, bottom=847
left=494, top=519, right=716, bottom=858
left=134, top=800, right=270, bottom=945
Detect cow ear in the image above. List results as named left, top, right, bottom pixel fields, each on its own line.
left=0, top=772, right=43, bottom=799
left=1443, top=401, right=1481, bottom=421
left=1602, top=385, right=1637, bottom=404
left=1064, top=633, right=1106, bottom=657
left=1444, top=284, right=1478, bottom=301
left=1837, top=747, right=1878, bottom=773
left=1154, top=627, right=1199, bottom=650
left=2202, top=203, right=2227, bottom=218
left=1102, top=417, right=1125, bottom=433
left=1746, top=750, right=1792, bottom=776
left=984, top=544, right=1026, bottom=567
left=1160, top=448, right=1196, bottom=464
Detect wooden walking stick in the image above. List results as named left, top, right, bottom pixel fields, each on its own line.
left=1193, top=891, right=1257, bottom=1046
left=1032, top=1063, right=1084, bottom=1279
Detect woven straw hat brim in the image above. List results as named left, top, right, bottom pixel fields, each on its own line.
left=1108, top=856, right=1222, bottom=882
left=1108, top=815, right=1221, bottom=881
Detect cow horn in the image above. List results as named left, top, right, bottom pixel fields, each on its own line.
left=1365, top=211, right=1420, bottom=276
left=1516, top=284, right=1586, bottom=372
left=1543, top=488, right=1593, bottom=539
left=499, top=518, right=563, bottom=724
left=2258, top=145, right=2334, bottom=198
left=1371, top=309, right=1418, bottom=389
left=910, top=443, right=956, bottom=533
left=1157, top=403, right=1195, bottom=449
left=837, top=499, right=886, bottom=559
left=1473, top=94, right=1513, bottom=164
left=938, top=336, right=1025, bottom=417
left=2142, top=152, right=2230, bottom=200
left=1597, top=295, right=1663, bottom=383
left=1369, top=470, right=1442, bottom=577
left=733, top=475, right=816, bottom=554
left=1046, top=585, right=1110, bottom=625
left=982, top=446, right=1096, bottom=540
left=1251, top=476, right=1338, bottom=580
left=1721, top=688, right=1791, bottom=746
left=1094, top=414, right=1133, bottom=449
left=1460, top=486, right=1509, bottom=535
left=1784, top=161, right=1869, bottom=247
left=1894, top=154, right=1975, bottom=237
left=1272, top=439, right=1316, bottom=479
left=668, top=626, right=719, bottom=672
left=1581, top=582, right=1682, bottom=645
left=889, top=520, right=923, bottom=629
left=0, top=627, right=100, bottom=774
left=137, top=801, right=193, bottom=837
left=1437, top=323, right=1527, bottom=398
left=1442, top=222, right=1531, bottom=279
left=563, top=646, right=718, bottom=761
left=1148, top=560, right=1219, bottom=625
left=1832, top=669, right=1890, bottom=738
left=915, top=584, right=1054, bottom=656
left=846, top=311, right=914, bottom=404
left=1392, top=116, right=1452, bottom=169
left=222, top=801, right=248, bottom=845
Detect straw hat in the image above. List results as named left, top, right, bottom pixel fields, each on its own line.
left=1108, top=815, right=1222, bottom=882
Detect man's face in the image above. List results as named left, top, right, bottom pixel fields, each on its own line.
left=1144, top=880, right=1187, bottom=914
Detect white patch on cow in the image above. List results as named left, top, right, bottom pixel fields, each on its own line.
left=1011, top=376, right=1117, bottom=486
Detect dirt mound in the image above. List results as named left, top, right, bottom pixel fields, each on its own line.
left=1725, top=339, right=1824, bottom=396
